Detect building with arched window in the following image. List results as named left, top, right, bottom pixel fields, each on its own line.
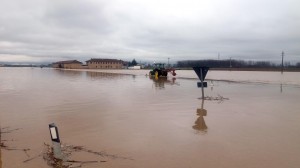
left=86, top=58, right=124, bottom=69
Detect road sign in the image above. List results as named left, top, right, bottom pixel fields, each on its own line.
left=192, top=67, right=209, bottom=81
left=49, top=123, right=60, bottom=143
left=193, top=67, right=210, bottom=98
left=197, top=82, right=207, bottom=88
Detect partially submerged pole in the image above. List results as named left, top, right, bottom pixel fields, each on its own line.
left=192, top=67, right=209, bottom=99
left=200, top=68, right=204, bottom=99
left=192, top=67, right=209, bottom=131
left=281, top=51, right=284, bottom=74
left=49, top=123, right=63, bottom=160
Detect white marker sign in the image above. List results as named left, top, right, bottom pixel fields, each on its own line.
left=50, top=127, right=57, bottom=139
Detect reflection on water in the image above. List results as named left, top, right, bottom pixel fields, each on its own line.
left=149, top=76, right=178, bottom=89
left=193, top=99, right=208, bottom=132
left=86, top=71, right=134, bottom=80
left=54, top=69, right=84, bottom=77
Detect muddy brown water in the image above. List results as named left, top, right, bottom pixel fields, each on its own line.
left=0, top=67, right=300, bottom=168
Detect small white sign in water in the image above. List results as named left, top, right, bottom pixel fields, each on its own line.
left=50, top=127, right=57, bottom=139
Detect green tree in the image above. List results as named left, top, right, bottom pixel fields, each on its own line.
left=131, top=59, right=137, bottom=66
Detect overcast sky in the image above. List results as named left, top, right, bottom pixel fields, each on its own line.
left=0, top=0, right=299, bottom=64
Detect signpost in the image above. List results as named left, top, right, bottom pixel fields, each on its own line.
left=192, top=67, right=210, bottom=132
left=281, top=51, right=284, bottom=74
left=49, top=123, right=63, bottom=160
left=192, top=67, right=209, bottom=99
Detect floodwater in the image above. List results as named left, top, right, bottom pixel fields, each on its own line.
left=0, top=67, right=300, bottom=168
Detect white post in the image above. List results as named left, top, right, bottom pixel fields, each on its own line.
left=49, top=123, right=63, bottom=160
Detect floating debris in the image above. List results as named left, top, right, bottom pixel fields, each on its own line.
left=42, top=143, right=132, bottom=168
left=198, top=94, right=229, bottom=103
left=43, top=143, right=69, bottom=168
left=1, top=126, right=132, bottom=167
left=23, top=150, right=43, bottom=163
left=64, top=145, right=133, bottom=160
left=0, top=127, right=30, bottom=157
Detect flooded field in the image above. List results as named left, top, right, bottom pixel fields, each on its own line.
left=1, top=67, right=300, bottom=168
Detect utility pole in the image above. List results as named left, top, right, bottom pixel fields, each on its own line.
left=218, top=53, right=220, bottom=60
left=230, top=57, right=232, bottom=69
left=281, top=51, right=284, bottom=74
left=168, top=58, right=170, bottom=67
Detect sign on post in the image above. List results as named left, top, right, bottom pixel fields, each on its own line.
left=193, top=67, right=210, bottom=99
left=49, top=123, right=60, bottom=143
left=49, top=123, right=63, bottom=160
left=197, top=82, right=208, bottom=88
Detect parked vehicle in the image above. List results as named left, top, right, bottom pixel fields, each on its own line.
left=149, top=63, right=176, bottom=78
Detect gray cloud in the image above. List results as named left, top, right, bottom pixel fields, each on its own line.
left=0, top=0, right=299, bottom=64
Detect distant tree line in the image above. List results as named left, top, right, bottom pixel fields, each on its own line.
left=176, top=59, right=300, bottom=69
left=127, top=59, right=137, bottom=67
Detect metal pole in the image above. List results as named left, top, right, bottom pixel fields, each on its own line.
left=281, top=51, right=284, bottom=74
left=200, top=68, right=204, bottom=99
